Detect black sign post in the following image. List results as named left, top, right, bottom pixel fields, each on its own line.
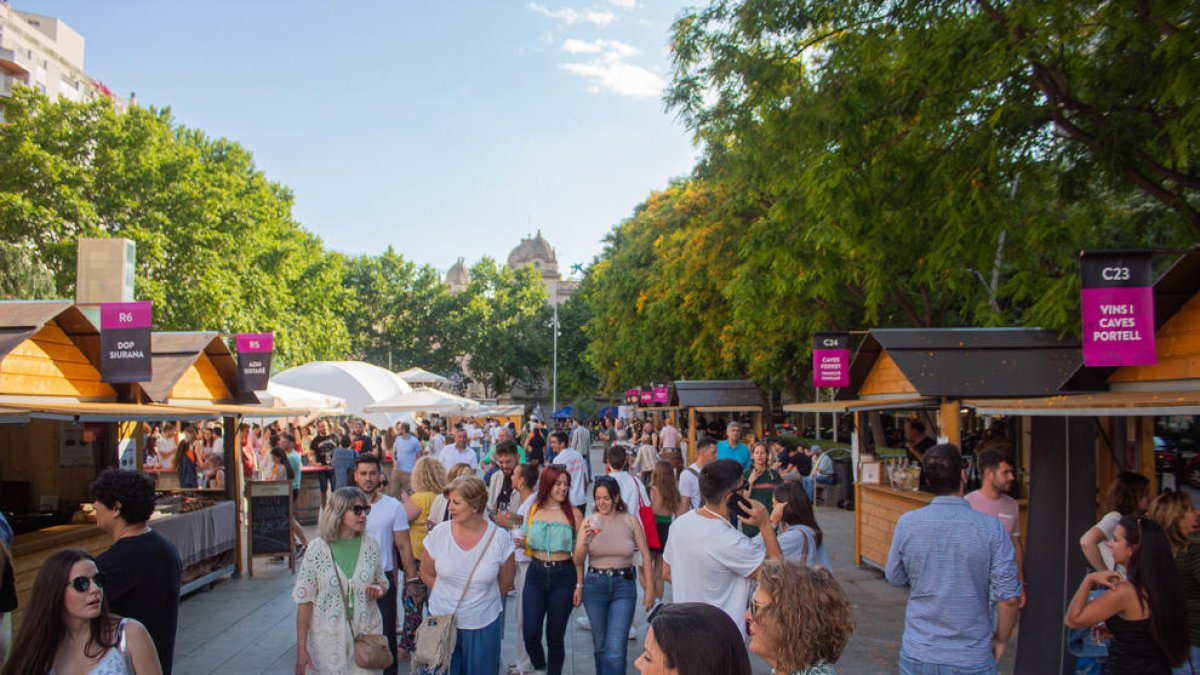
left=99, top=302, right=153, bottom=383
left=236, top=333, right=274, bottom=397
left=1080, top=252, right=1156, bottom=367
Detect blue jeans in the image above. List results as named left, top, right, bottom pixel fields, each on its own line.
left=582, top=570, right=638, bottom=675
left=1172, top=645, right=1200, bottom=675
left=802, top=474, right=836, bottom=501
left=436, top=614, right=503, bottom=675
left=899, top=652, right=998, bottom=675
left=522, top=561, right=575, bottom=675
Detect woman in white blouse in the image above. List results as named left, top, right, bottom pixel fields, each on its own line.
left=420, top=475, right=516, bottom=675
left=293, top=487, right=389, bottom=675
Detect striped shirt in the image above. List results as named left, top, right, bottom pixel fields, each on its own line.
left=885, top=496, right=1020, bottom=668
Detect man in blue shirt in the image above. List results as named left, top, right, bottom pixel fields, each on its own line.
left=715, top=421, right=751, bottom=469
left=886, top=444, right=1021, bottom=674
left=391, top=422, right=423, bottom=493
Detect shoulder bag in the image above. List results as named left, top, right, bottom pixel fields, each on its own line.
left=412, top=523, right=499, bottom=674
left=333, top=546, right=395, bottom=670
left=634, top=479, right=662, bottom=549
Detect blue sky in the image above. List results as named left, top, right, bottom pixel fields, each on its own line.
left=17, top=0, right=698, bottom=274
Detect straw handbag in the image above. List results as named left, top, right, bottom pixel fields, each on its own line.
left=412, top=524, right=499, bottom=674
left=334, top=560, right=394, bottom=670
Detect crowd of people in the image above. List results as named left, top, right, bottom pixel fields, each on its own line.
left=8, top=408, right=1200, bottom=675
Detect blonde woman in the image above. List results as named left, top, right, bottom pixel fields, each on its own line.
left=398, top=457, right=448, bottom=661
left=293, top=487, right=389, bottom=675
left=746, top=561, right=853, bottom=675
left=1148, top=491, right=1200, bottom=674
left=448, top=462, right=476, bottom=482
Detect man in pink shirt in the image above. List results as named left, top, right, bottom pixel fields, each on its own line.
left=965, top=446, right=1025, bottom=607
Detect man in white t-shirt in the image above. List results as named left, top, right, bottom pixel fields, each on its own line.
left=679, top=437, right=717, bottom=511
left=467, top=421, right=484, bottom=455
left=437, top=429, right=479, bottom=472
left=606, top=445, right=649, bottom=513
left=156, top=422, right=179, bottom=470
left=354, top=454, right=420, bottom=674
left=428, top=425, right=446, bottom=456
left=663, top=458, right=782, bottom=639
left=550, top=430, right=588, bottom=510
left=569, top=418, right=591, bottom=455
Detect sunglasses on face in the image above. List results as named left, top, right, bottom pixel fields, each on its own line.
left=749, top=596, right=769, bottom=621
left=69, top=572, right=107, bottom=593
left=351, top=504, right=372, bottom=516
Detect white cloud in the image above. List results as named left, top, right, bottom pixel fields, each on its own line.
left=608, top=0, right=637, bottom=7
left=528, top=3, right=615, bottom=27
left=558, top=39, right=665, bottom=98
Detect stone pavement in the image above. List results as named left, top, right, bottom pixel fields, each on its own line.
left=172, top=447, right=1019, bottom=674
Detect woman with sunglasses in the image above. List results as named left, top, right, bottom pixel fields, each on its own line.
left=520, top=465, right=582, bottom=675
left=575, top=475, right=654, bottom=675
left=2, top=548, right=161, bottom=675
left=1065, top=516, right=1188, bottom=673
left=293, top=487, right=389, bottom=675
left=746, top=561, right=852, bottom=674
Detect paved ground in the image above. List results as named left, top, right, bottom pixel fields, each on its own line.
left=172, top=447, right=1020, bottom=674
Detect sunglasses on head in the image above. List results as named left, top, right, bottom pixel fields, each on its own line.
left=352, top=504, right=372, bottom=516
left=595, top=475, right=617, bottom=484
left=69, top=572, right=107, bottom=593
left=548, top=463, right=567, bottom=471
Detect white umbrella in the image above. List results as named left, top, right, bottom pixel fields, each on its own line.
left=272, top=361, right=414, bottom=428
left=256, top=382, right=346, bottom=414
left=364, top=387, right=478, bottom=414
left=397, top=367, right=450, bottom=386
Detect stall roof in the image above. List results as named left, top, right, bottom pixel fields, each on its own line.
left=0, top=301, right=98, bottom=360
left=839, top=328, right=1081, bottom=400
left=965, top=390, right=1200, bottom=417
left=1064, top=249, right=1200, bottom=391
left=0, top=401, right=220, bottom=422
left=693, top=405, right=763, bottom=413
left=674, top=380, right=766, bottom=409
left=195, top=403, right=316, bottom=419
left=782, top=396, right=938, bottom=413
left=137, top=332, right=241, bottom=404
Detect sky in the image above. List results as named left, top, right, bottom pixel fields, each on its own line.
left=16, top=0, right=700, bottom=274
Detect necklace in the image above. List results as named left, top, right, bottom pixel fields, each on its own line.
left=700, top=506, right=735, bottom=530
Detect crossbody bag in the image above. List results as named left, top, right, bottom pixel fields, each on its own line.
left=412, top=523, right=499, bottom=674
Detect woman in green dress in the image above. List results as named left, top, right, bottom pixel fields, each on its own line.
left=742, top=442, right=783, bottom=537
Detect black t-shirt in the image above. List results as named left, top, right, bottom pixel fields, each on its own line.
left=96, top=529, right=183, bottom=675
left=352, top=433, right=374, bottom=455
left=908, top=436, right=936, bottom=464
left=309, top=434, right=333, bottom=465
left=779, top=449, right=813, bottom=476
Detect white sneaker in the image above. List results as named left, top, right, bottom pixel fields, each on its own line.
left=576, top=616, right=591, bottom=630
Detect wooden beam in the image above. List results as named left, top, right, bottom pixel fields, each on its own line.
left=939, top=399, right=962, bottom=446
left=1139, top=415, right=1157, bottom=495
left=687, top=407, right=697, bottom=466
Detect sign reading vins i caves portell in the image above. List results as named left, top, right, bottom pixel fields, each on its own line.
left=236, top=333, right=274, bottom=393
left=1080, top=252, right=1156, bottom=367
left=100, top=302, right=152, bottom=383
left=812, top=333, right=850, bottom=388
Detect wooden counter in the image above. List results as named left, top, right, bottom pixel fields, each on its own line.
left=855, top=483, right=1028, bottom=570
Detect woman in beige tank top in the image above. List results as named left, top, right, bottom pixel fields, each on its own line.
left=573, top=476, right=653, bottom=675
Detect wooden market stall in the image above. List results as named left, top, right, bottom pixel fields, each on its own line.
left=960, top=249, right=1200, bottom=675
left=673, top=380, right=767, bottom=465
left=786, top=327, right=1082, bottom=570
left=0, top=302, right=232, bottom=628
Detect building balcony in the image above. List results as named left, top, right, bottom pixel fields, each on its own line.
left=1, top=72, right=28, bottom=97
left=0, top=47, right=32, bottom=76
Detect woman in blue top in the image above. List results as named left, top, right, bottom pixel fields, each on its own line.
left=521, top=465, right=582, bottom=675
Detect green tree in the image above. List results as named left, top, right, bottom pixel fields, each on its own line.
left=553, top=270, right=600, bottom=402
left=0, top=88, right=350, bottom=366
left=0, top=241, right=56, bottom=299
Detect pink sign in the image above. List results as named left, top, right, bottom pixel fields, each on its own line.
left=639, top=390, right=653, bottom=404
left=812, top=333, right=850, bottom=387
left=653, top=387, right=669, bottom=404
left=1080, top=252, right=1156, bottom=367
left=236, top=332, right=274, bottom=353
left=1081, top=287, right=1156, bottom=366
left=100, top=301, right=152, bottom=329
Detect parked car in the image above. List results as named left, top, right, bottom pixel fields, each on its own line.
left=1156, top=436, right=1185, bottom=486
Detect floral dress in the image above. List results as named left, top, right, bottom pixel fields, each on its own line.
left=292, top=535, right=389, bottom=675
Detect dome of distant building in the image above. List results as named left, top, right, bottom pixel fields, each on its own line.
left=507, top=230, right=557, bottom=269
left=446, top=258, right=469, bottom=294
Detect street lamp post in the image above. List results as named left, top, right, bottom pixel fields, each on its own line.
left=552, top=301, right=559, bottom=415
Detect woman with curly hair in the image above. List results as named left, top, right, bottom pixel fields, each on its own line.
left=1148, top=491, right=1200, bottom=674
left=746, top=560, right=853, bottom=674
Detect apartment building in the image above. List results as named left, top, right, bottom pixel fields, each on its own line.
left=0, top=1, right=118, bottom=107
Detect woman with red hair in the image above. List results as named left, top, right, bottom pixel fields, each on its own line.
left=520, top=464, right=583, bottom=675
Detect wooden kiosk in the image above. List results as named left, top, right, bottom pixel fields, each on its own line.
left=673, top=380, right=767, bottom=464
left=785, top=327, right=1082, bottom=569
left=959, top=250, right=1200, bottom=674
